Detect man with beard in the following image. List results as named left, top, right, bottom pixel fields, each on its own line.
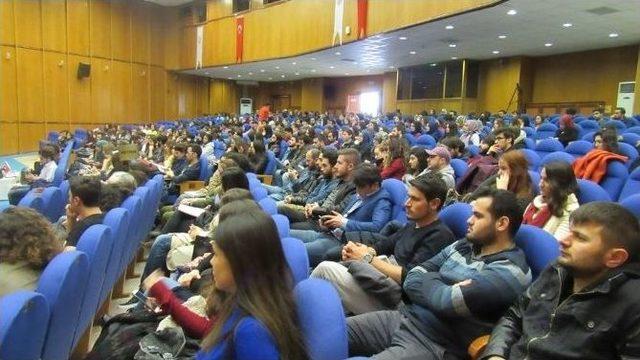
left=482, top=202, right=640, bottom=360
left=347, top=188, right=531, bottom=359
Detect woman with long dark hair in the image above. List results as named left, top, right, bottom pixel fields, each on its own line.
left=248, top=140, right=268, bottom=174
left=144, top=206, right=309, bottom=359
left=523, top=161, right=579, bottom=240
left=402, top=147, right=429, bottom=184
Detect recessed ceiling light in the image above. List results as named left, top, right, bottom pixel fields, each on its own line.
left=388, top=65, right=395, bottom=69
left=311, top=57, right=316, bottom=60
left=609, top=33, right=619, bottom=38
left=227, top=77, right=232, bottom=80
left=492, top=50, right=500, bottom=54
left=345, top=73, right=350, bottom=75
left=366, top=69, right=371, bottom=73
left=430, top=63, right=437, bottom=67
left=449, top=44, right=457, bottom=48
left=562, top=23, right=573, bottom=28
left=445, top=25, right=454, bottom=30
left=335, top=51, right=341, bottom=55
left=268, top=77, right=273, bottom=80
left=248, top=72, right=253, bottom=75
left=507, top=9, right=517, bottom=15
left=292, top=62, right=297, bottom=65
left=204, top=71, right=209, bottom=75
left=281, top=75, right=286, bottom=78
left=451, top=56, right=458, bottom=60
left=498, top=35, right=507, bottom=39
left=409, top=51, right=416, bottom=55
left=237, top=74, right=242, bottom=77
left=399, top=36, right=407, bottom=40
left=544, top=43, right=553, bottom=47
left=223, top=66, right=229, bottom=69
left=330, top=66, right=335, bottom=69
left=275, top=66, right=280, bottom=69
left=295, top=72, right=300, bottom=75
left=260, top=69, right=265, bottom=72
left=311, top=69, right=316, bottom=72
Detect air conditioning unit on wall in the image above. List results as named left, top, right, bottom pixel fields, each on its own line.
left=617, top=81, right=635, bottom=112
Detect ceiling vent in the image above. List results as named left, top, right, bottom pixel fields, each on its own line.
left=585, top=6, right=619, bottom=15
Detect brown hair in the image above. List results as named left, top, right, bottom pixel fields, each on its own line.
left=0, top=207, right=62, bottom=269
left=501, top=150, right=533, bottom=198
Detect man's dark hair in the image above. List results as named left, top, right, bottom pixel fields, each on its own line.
left=188, top=144, right=202, bottom=158
left=337, top=148, right=361, bottom=166
left=173, top=143, right=187, bottom=153
left=494, top=127, right=515, bottom=143
left=353, top=164, right=382, bottom=188
left=222, top=152, right=253, bottom=173
left=570, top=202, right=640, bottom=261
left=410, top=173, right=448, bottom=210
left=566, top=107, right=577, bottom=116
left=341, top=128, right=354, bottom=136
left=616, top=107, right=626, bottom=115
left=472, top=188, right=523, bottom=237
left=39, top=145, right=57, bottom=161
left=307, top=148, right=321, bottom=160
left=321, top=147, right=338, bottom=166
left=440, top=137, right=465, bottom=154
left=70, top=176, right=102, bottom=207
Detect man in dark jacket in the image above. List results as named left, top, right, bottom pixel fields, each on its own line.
left=311, top=174, right=455, bottom=314
left=165, top=144, right=201, bottom=197
left=482, top=202, right=640, bottom=360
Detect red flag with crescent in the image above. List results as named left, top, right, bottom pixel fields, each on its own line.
left=357, top=0, right=368, bottom=39
left=236, top=17, right=244, bottom=63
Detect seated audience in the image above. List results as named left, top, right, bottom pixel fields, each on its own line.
left=523, top=161, right=579, bottom=240
left=440, top=137, right=466, bottom=160
left=555, top=114, right=579, bottom=147
left=64, top=176, right=104, bottom=250
left=8, top=145, right=58, bottom=205
left=611, top=106, right=635, bottom=127
left=311, top=174, right=455, bottom=314
left=165, top=144, right=202, bottom=197
left=573, top=129, right=627, bottom=183
left=402, top=147, right=429, bottom=184
left=482, top=202, right=640, bottom=360
left=0, top=207, right=63, bottom=296
left=380, top=137, right=406, bottom=180
left=423, top=146, right=456, bottom=190
left=347, top=189, right=531, bottom=359
left=143, top=206, right=308, bottom=359
left=460, top=119, right=481, bottom=147
left=248, top=139, right=268, bottom=174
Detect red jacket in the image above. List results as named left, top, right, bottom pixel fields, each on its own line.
left=381, top=158, right=406, bottom=180
left=572, top=149, right=627, bottom=183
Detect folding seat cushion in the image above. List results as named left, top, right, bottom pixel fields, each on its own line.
left=620, top=194, right=640, bottom=218
left=565, top=140, right=593, bottom=158
left=0, top=291, right=49, bottom=360
left=534, top=138, right=564, bottom=159
left=576, top=179, right=611, bottom=204
left=381, top=178, right=408, bottom=224
left=600, top=161, right=628, bottom=200
left=535, top=123, right=558, bottom=140
left=281, top=237, right=309, bottom=285
left=515, top=224, right=560, bottom=279
left=540, top=151, right=575, bottom=167
left=619, top=167, right=640, bottom=201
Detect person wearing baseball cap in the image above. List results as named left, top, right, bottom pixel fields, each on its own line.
left=422, top=146, right=456, bottom=190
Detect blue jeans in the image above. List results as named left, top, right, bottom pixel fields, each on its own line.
left=140, top=234, right=173, bottom=283
left=290, top=229, right=342, bottom=267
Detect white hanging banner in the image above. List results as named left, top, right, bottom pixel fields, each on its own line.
left=332, top=0, right=344, bottom=46
left=195, top=25, right=204, bottom=69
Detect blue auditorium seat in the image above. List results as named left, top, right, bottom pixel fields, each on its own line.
left=73, top=224, right=113, bottom=348
left=281, top=237, right=310, bottom=285
left=272, top=214, right=290, bottom=238
left=540, top=151, right=575, bottom=166
left=620, top=194, right=640, bottom=218
left=535, top=123, right=558, bottom=140
left=579, top=120, right=599, bottom=133
left=535, top=138, right=564, bottom=159
left=600, top=161, right=628, bottom=200
left=619, top=168, right=640, bottom=201
left=523, top=127, right=535, bottom=138
left=198, top=155, right=213, bottom=182
left=621, top=132, right=640, bottom=147
left=515, top=224, right=560, bottom=279
left=521, top=149, right=541, bottom=171
left=0, top=291, right=49, bottom=360
left=576, top=179, right=611, bottom=204
left=565, top=140, right=593, bottom=158
left=40, top=186, right=65, bottom=222
left=605, top=120, right=626, bottom=132
left=450, top=158, right=468, bottom=182
left=582, top=131, right=596, bottom=141
left=59, top=179, right=70, bottom=200
left=17, top=191, right=44, bottom=213
left=295, top=279, right=348, bottom=360
left=251, top=185, right=268, bottom=201
left=259, top=197, right=278, bottom=215
left=381, top=178, right=408, bottom=224
left=38, top=251, right=89, bottom=360
left=625, top=126, right=640, bottom=135
left=404, top=133, right=417, bottom=146
left=529, top=170, right=540, bottom=195
left=523, top=137, right=536, bottom=150
left=121, top=194, right=143, bottom=265
left=100, top=207, right=131, bottom=302
left=264, top=150, right=277, bottom=175
left=439, top=202, right=472, bottom=239
left=618, top=142, right=639, bottom=166
left=468, top=145, right=480, bottom=157
left=416, top=134, right=436, bottom=149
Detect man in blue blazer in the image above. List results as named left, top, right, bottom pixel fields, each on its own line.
left=290, top=164, right=393, bottom=267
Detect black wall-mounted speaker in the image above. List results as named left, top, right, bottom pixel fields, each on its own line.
left=77, top=62, right=91, bottom=79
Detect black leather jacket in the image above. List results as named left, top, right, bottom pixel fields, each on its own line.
left=482, top=261, right=640, bottom=360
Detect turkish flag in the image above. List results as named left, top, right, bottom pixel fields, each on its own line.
left=357, top=0, right=368, bottom=39
left=236, top=17, right=244, bottom=63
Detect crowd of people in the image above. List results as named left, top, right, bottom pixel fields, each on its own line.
left=1, top=105, right=640, bottom=359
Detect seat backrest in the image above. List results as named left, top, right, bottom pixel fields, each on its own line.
left=264, top=150, right=277, bottom=175
left=565, top=140, right=594, bottom=158
left=620, top=193, right=640, bottom=218
left=540, top=151, right=575, bottom=166
left=259, top=197, right=278, bottom=215
left=523, top=137, right=535, bottom=150
left=467, top=145, right=480, bottom=157
left=121, top=194, right=143, bottom=263
left=625, top=126, right=640, bottom=135
left=37, top=250, right=89, bottom=360
left=381, top=178, right=408, bottom=223
left=281, top=237, right=310, bottom=285
left=529, top=170, right=540, bottom=195
left=438, top=202, right=472, bottom=239
left=618, top=142, right=639, bottom=165
left=271, top=214, right=290, bottom=238
left=515, top=224, right=560, bottom=279
left=621, top=132, right=640, bottom=147
left=600, top=161, right=628, bottom=200
left=619, top=167, right=640, bottom=201
left=450, top=158, right=468, bottom=180
left=294, top=279, right=348, bottom=360
left=582, top=131, right=596, bottom=141
left=73, top=224, right=113, bottom=348
left=576, top=179, right=611, bottom=204
left=17, top=191, right=44, bottom=213
left=534, top=138, right=564, bottom=159
left=199, top=155, right=212, bottom=181
left=416, top=134, right=436, bottom=149
left=580, top=120, right=600, bottom=132
left=59, top=179, right=70, bottom=200
left=251, top=185, right=268, bottom=201
left=605, top=120, right=626, bottom=132
left=0, top=291, right=49, bottom=360
left=404, top=133, right=417, bottom=146
left=40, top=186, right=64, bottom=222
left=521, top=149, right=541, bottom=171
left=535, top=123, right=558, bottom=140
left=100, top=207, right=131, bottom=301
left=134, top=186, right=154, bottom=234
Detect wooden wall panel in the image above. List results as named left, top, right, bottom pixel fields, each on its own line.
left=16, top=48, right=44, bottom=123
left=382, top=72, right=397, bottom=114
left=132, top=63, right=150, bottom=122
left=90, top=57, right=111, bottom=124
left=110, top=1, right=132, bottom=62
left=203, top=18, right=235, bottom=66
left=209, top=79, right=239, bottom=114
left=179, top=26, right=196, bottom=70
left=41, top=0, right=67, bottom=52
left=19, top=123, right=46, bottom=152
left=0, top=1, right=15, bottom=45
left=43, top=52, right=69, bottom=124
left=477, top=57, right=522, bottom=113
left=149, top=66, right=166, bottom=120
left=0, top=123, right=20, bottom=154
left=149, top=7, right=165, bottom=66
left=162, top=8, right=180, bottom=70
left=165, top=73, right=179, bottom=119
left=67, top=0, right=90, bottom=56
left=14, top=0, right=43, bottom=49
left=110, top=60, right=132, bottom=123
left=301, top=78, right=324, bottom=112
left=68, top=55, right=91, bottom=124
left=1, top=46, right=18, bottom=123
left=90, top=0, right=111, bottom=58
left=131, top=2, right=150, bottom=64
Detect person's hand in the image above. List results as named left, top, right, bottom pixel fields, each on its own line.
left=178, top=270, right=201, bottom=287
left=284, top=195, right=293, bottom=203
left=343, top=242, right=372, bottom=261
left=496, top=170, right=510, bottom=190
left=456, top=279, right=473, bottom=287
left=321, top=211, right=346, bottom=229
left=142, top=269, right=165, bottom=291
left=304, top=203, right=318, bottom=218
left=488, top=144, right=501, bottom=154
left=24, top=173, right=35, bottom=181
left=188, top=224, right=205, bottom=239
